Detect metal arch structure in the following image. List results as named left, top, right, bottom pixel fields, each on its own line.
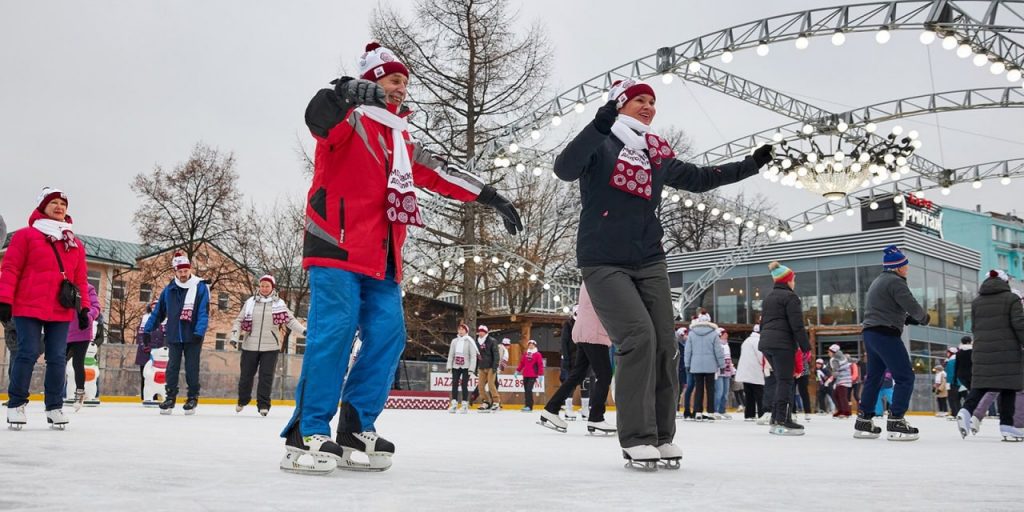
left=677, top=157, right=1024, bottom=314
left=474, top=1, right=1024, bottom=164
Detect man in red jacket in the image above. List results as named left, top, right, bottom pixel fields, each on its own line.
left=280, top=42, right=522, bottom=475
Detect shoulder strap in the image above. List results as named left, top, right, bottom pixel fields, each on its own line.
left=47, top=241, right=67, bottom=277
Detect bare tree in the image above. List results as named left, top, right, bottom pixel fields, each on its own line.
left=372, top=0, right=553, bottom=326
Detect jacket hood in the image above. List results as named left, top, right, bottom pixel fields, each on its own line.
left=688, top=321, right=719, bottom=336
left=978, top=276, right=1011, bottom=296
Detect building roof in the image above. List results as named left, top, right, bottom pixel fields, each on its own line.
left=2, top=231, right=149, bottom=268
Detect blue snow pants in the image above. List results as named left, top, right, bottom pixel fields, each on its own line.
left=282, top=265, right=406, bottom=437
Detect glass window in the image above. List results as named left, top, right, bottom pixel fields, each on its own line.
left=139, top=284, right=152, bottom=304
left=87, top=270, right=101, bottom=292
left=910, top=340, right=947, bottom=375
left=109, top=327, right=123, bottom=344
left=925, top=270, right=944, bottom=328
left=295, top=337, right=307, bottom=355
left=962, top=279, right=975, bottom=332
left=111, top=280, right=125, bottom=301
left=907, top=266, right=926, bottom=306
left=296, top=296, right=310, bottom=318
left=945, top=276, right=963, bottom=331
left=748, top=275, right=774, bottom=326
left=857, top=266, right=880, bottom=322
left=820, top=268, right=857, bottom=325
left=215, top=333, right=226, bottom=350
left=714, top=277, right=746, bottom=324
left=218, top=292, right=230, bottom=311
left=997, top=253, right=1009, bottom=269
left=795, top=272, right=819, bottom=326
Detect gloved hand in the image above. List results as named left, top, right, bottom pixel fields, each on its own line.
left=302, top=329, right=307, bottom=337
left=0, top=302, right=11, bottom=324
left=230, top=340, right=238, bottom=349
left=475, top=185, right=524, bottom=235
left=331, top=76, right=386, bottom=108
left=593, top=100, right=619, bottom=135
left=514, top=371, right=521, bottom=378
left=752, top=144, right=775, bottom=167
left=77, top=308, right=90, bottom=330
left=192, top=334, right=204, bottom=344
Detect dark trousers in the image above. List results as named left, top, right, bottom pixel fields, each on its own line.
left=238, top=349, right=278, bottom=409
left=763, top=373, right=777, bottom=413
left=936, top=396, right=948, bottom=413
left=795, top=375, right=811, bottom=414
left=817, top=385, right=833, bottom=413
left=835, top=386, right=852, bottom=416
left=764, top=350, right=795, bottom=422
left=743, top=383, right=764, bottom=419
left=8, top=317, right=69, bottom=410
left=859, top=329, right=915, bottom=418
left=964, top=388, right=1017, bottom=426
left=681, top=372, right=695, bottom=413
left=583, top=261, right=677, bottom=448
left=139, top=366, right=146, bottom=400
left=451, top=368, right=470, bottom=402
left=523, top=377, right=537, bottom=408
left=691, top=373, right=716, bottom=414
left=947, top=387, right=962, bottom=414
left=65, top=342, right=89, bottom=390
left=544, top=343, right=613, bottom=422
left=166, top=342, right=202, bottom=399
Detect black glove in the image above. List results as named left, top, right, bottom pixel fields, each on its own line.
left=77, top=308, right=90, bottom=330
left=475, top=185, right=524, bottom=235
left=331, top=76, right=386, bottom=107
left=0, top=302, right=11, bottom=324
left=593, top=100, right=619, bottom=135
left=752, top=144, right=774, bottom=167
left=192, top=334, right=204, bottom=344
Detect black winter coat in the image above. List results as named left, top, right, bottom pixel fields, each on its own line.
left=969, top=277, right=1024, bottom=390
left=758, top=282, right=810, bottom=353
left=554, top=123, right=761, bottom=268
left=955, top=348, right=973, bottom=389
left=476, top=335, right=500, bottom=370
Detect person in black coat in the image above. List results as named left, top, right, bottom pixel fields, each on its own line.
left=758, top=261, right=810, bottom=435
left=956, top=271, right=1024, bottom=438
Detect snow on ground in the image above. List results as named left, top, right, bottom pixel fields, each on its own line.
left=0, top=403, right=1019, bottom=511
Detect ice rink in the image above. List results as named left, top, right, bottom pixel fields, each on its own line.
left=1, top=402, right=1020, bottom=511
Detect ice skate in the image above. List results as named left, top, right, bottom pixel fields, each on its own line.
left=183, top=397, right=198, bottom=416
left=804, top=414, right=811, bottom=422
left=489, top=402, right=501, bottom=412
left=580, top=398, right=590, bottom=421
left=258, top=408, right=269, bottom=417
left=7, top=404, right=26, bottom=430
left=158, top=395, right=176, bottom=415
left=72, top=389, right=85, bottom=413
left=447, top=399, right=457, bottom=414
left=955, top=408, right=972, bottom=439
left=280, top=425, right=341, bottom=475
left=622, top=445, right=660, bottom=472
left=46, top=409, right=69, bottom=430
left=769, top=415, right=805, bottom=436
left=755, top=412, right=771, bottom=425
left=563, top=398, right=576, bottom=421
left=1000, top=425, right=1024, bottom=442
left=336, top=431, right=395, bottom=472
left=459, top=401, right=468, bottom=414
left=477, top=402, right=492, bottom=413
left=655, top=443, right=682, bottom=469
left=971, top=416, right=983, bottom=436
left=537, top=410, right=568, bottom=433
left=235, top=404, right=244, bottom=413
left=520, top=406, right=533, bottom=412
left=853, top=413, right=881, bottom=439
left=886, top=416, right=919, bottom=441
left=586, top=420, right=615, bottom=435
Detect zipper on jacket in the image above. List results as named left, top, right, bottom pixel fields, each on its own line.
left=257, top=301, right=266, bottom=352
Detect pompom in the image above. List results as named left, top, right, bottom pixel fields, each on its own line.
left=883, top=244, right=900, bottom=254
left=174, top=250, right=185, bottom=257
left=611, top=79, right=623, bottom=87
left=768, top=261, right=780, bottom=271
left=365, top=42, right=381, bottom=52
left=990, top=270, right=999, bottom=278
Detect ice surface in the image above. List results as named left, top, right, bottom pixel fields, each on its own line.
left=1, top=404, right=1019, bottom=511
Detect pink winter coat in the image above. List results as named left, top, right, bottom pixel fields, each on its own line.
left=572, top=283, right=611, bottom=346
left=66, top=283, right=100, bottom=343
left=517, top=350, right=545, bottom=378
left=0, top=210, right=90, bottom=322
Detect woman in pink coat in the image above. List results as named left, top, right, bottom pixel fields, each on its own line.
left=0, top=188, right=91, bottom=429
left=516, top=339, right=545, bottom=412
left=537, top=283, right=615, bottom=434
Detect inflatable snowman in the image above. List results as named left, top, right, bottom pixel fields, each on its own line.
left=64, top=342, right=101, bottom=406
left=142, top=346, right=170, bottom=407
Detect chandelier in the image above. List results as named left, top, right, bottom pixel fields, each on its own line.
left=763, top=125, right=922, bottom=200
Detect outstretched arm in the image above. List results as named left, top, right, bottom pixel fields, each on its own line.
left=553, top=100, right=618, bottom=182
left=662, top=146, right=770, bottom=193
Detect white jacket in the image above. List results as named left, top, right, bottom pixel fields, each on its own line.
left=734, top=333, right=765, bottom=385
left=446, top=335, right=479, bottom=372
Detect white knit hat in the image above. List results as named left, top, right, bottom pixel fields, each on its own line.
left=357, top=42, right=409, bottom=81
left=828, top=344, right=840, bottom=353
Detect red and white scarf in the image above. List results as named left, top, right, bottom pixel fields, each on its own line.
left=356, top=105, right=424, bottom=227
left=608, top=115, right=675, bottom=200
left=239, top=293, right=290, bottom=333
left=175, top=276, right=203, bottom=322
left=32, top=218, right=78, bottom=250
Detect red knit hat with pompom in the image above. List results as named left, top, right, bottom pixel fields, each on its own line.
left=357, top=42, right=409, bottom=81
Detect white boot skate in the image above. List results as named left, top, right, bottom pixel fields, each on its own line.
left=971, top=415, right=983, bottom=436
left=755, top=412, right=771, bottom=425
left=459, top=401, right=468, bottom=414
left=1000, top=425, right=1024, bottom=442
left=586, top=420, right=615, bottom=435
left=7, top=404, right=27, bottom=430
left=448, top=399, right=457, bottom=414
left=46, top=409, right=69, bottom=430
left=538, top=409, right=568, bottom=433
left=563, top=398, right=577, bottom=421
left=955, top=408, right=972, bottom=439
left=655, top=443, right=683, bottom=470
left=280, top=425, right=342, bottom=475
left=258, top=408, right=269, bottom=417
left=622, top=445, right=660, bottom=471
left=73, top=389, right=85, bottom=413
left=580, top=398, right=590, bottom=421
left=336, top=431, right=395, bottom=472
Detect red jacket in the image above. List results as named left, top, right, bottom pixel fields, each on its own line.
left=0, top=210, right=91, bottom=322
left=517, top=350, right=545, bottom=378
left=303, top=90, right=486, bottom=281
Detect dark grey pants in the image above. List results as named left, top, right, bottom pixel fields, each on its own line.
left=582, top=261, right=677, bottom=448
left=238, top=349, right=279, bottom=409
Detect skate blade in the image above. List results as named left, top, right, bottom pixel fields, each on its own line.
left=886, top=433, right=919, bottom=442
left=623, top=460, right=658, bottom=472
left=1001, top=437, right=1024, bottom=442
left=853, top=432, right=880, bottom=440
left=586, top=427, right=616, bottom=435
left=337, top=451, right=392, bottom=472
left=279, top=452, right=336, bottom=475
left=184, top=410, right=196, bottom=416
left=7, top=423, right=25, bottom=431
left=657, top=458, right=682, bottom=470
left=769, top=428, right=805, bottom=436
left=536, top=420, right=567, bottom=433
left=159, top=409, right=173, bottom=415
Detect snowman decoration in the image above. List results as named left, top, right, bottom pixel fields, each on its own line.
left=142, top=346, right=170, bottom=407
left=64, top=341, right=101, bottom=409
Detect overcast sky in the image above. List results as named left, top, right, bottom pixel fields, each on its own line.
left=1, top=0, right=1022, bottom=243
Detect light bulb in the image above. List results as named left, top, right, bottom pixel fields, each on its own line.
left=710, top=208, right=720, bottom=216
left=442, top=260, right=451, bottom=268
left=551, top=115, right=562, bottom=126
left=908, top=130, right=919, bottom=140
left=687, top=60, right=701, bottom=73
left=973, top=53, right=989, bottom=67
left=411, top=276, right=420, bottom=284
left=869, top=201, right=879, bottom=210
left=562, top=306, right=569, bottom=314
left=772, top=132, right=783, bottom=143
left=795, top=36, right=809, bottom=50
left=875, top=29, right=891, bottom=44
left=574, top=102, right=585, bottom=113
left=543, top=283, right=550, bottom=290
left=734, top=217, right=743, bottom=225
left=941, top=187, right=951, bottom=195
left=532, top=167, right=542, bottom=176
left=757, top=225, right=766, bottom=233
left=956, top=43, right=972, bottom=58
left=991, top=61, right=1006, bottom=75
left=515, top=163, right=525, bottom=172
left=722, top=212, right=732, bottom=221
left=826, top=214, right=834, bottom=222
left=802, top=123, right=814, bottom=135
left=1008, top=69, right=1023, bottom=82
left=745, top=220, right=754, bottom=229
left=509, top=143, right=519, bottom=153
left=684, top=198, right=694, bottom=207
left=473, top=255, right=482, bottom=264
left=865, top=122, right=877, bottom=133
left=831, top=31, right=846, bottom=46
left=756, top=43, right=770, bottom=56
left=491, top=256, right=499, bottom=264
left=503, top=261, right=510, bottom=269
left=720, top=51, right=733, bottom=64
left=1002, top=176, right=1012, bottom=185
left=529, top=274, right=537, bottom=282
left=768, top=229, right=777, bottom=237
left=806, top=224, right=814, bottom=232
left=893, top=194, right=903, bottom=204
left=426, top=268, right=435, bottom=276
left=911, top=140, right=922, bottom=149
left=458, top=257, right=466, bottom=264
left=919, top=30, right=936, bottom=45
left=837, top=121, right=848, bottom=132
left=697, top=203, right=706, bottom=211
left=661, top=73, right=673, bottom=84
left=942, top=35, right=958, bottom=50
left=846, top=209, right=856, bottom=216
left=553, top=295, right=560, bottom=303
left=972, top=180, right=982, bottom=189
left=530, top=129, right=540, bottom=140
left=892, top=125, right=903, bottom=136
left=914, top=190, right=925, bottom=198
left=516, top=266, right=524, bottom=274
left=806, top=152, right=818, bottom=163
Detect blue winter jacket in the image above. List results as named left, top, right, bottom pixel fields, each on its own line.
left=684, top=322, right=725, bottom=374
left=144, top=278, right=210, bottom=344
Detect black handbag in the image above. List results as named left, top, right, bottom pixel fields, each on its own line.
left=48, top=242, right=81, bottom=310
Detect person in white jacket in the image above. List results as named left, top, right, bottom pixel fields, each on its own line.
left=734, top=325, right=766, bottom=422
left=446, top=323, right=478, bottom=413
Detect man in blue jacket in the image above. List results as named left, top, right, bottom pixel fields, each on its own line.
left=143, top=251, right=209, bottom=415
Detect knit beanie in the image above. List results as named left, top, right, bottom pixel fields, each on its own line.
left=259, top=274, right=276, bottom=287
left=608, top=79, right=655, bottom=109
left=36, top=187, right=68, bottom=213
left=357, top=42, right=409, bottom=81
left=988, top=269, right=1009, bottom=282
left=768, top=261, right=794, bottom=284
left=882, top=245, right=909, bottom=270
left=172, top=251, right=191, bottom=270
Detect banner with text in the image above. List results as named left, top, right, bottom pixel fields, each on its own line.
left=429, top=372, right=545, bottom=393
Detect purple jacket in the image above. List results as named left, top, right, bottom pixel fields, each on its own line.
left=66, top=284, right=100, bottom=343
left=134, top=313, right=166, bottom=366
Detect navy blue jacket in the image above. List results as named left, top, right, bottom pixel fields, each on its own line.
left=144, top=278, right=210, bottom=344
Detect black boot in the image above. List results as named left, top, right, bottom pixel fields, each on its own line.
left=159, top=394, right=176, bottom=415
left=854, top=412, right=882, bottom=439
left=886, top=416, right=920, bottom=441
left=183, top=397, right=198, bottom=415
